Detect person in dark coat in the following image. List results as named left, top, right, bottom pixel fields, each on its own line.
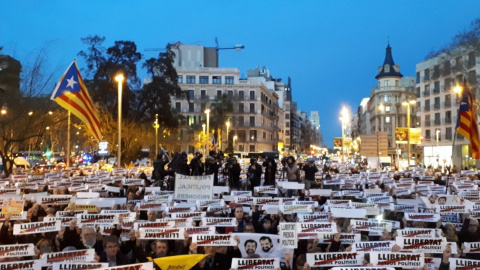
left=247, top=158, right=262, bottom=191
left=190, top=152, right=205, bottom=176
left=152, top=151, right=169, bottom=184
left=226, top=158, right=241, bottom=190
left=205, top=157, right=220, bottom=185
left=262, top=157, right=277, bottom=186
left=99, top=235, right=130, bottom=266
left=303, top=158, right=318, bottom=189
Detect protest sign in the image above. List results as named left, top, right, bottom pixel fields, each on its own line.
left=296, top=222, right=337, bottom=234
left=144, top=194, right=173, bottom=203
left=104, top=262, right=153, bottom=270
left=254, top=186, right=278, bottom=194
left=277, top=181, right=305, bottom=190
left=184, top=226, right=216, bottom=235
left=196, top=199, right=224, bottom=208
left=350, top=219, right=393, bottom=233
left=44, top=216, right=76, bottom=227
left=193, top=234, right=238, bottom=246
left=331, top=208, right=366, bottom=219
left=437, top=205, right=468, bottom=213
left=396, top=237, right=447, bottom=253
left=56, top=210, right=87, bottom=217
left=134, top=221, right=175, bottom=230
left=36, top=195, right=73, bottom=206
left=233, top=233, right=292, bottom=268
left=154, top=255, right=207, bottom=270
left=77, top=214, right=119, bottom=225
left=397, top=228, right=439, bottom=238
left=331, top=268, right=395, bottom=270
left=279, top=204, right=312, bottom=214
left=170, top=211, right=206, bottom=221
left=0, top=244, right=35, bottom=257
left=253, top=197, right=282, bottom=205
left=41, top=249, right=96, bottom=266
left=462, top=242, right=480, bottom=253
left=139, top=228, right=185, bottom=240
left=13, top=221, right=61, bottom=235
left=136, top=202, right=166, bottom=211
left=297, top=212, right=329, bottom=222
left=351, top=241, right=396, bottom=252
left=306, top=252, right=364, bottom=267
left=52, top=262, right=108, bottom=270
left=448, top=258, right=480, bottom=270
left=369, top=252, right=424, bottom=268
left=317, top=233, right=361, bottom=245
left=404, top=213, right=441, bottom=222
left=279, top=223, right=297, bottom=249
left=1, top=199, right=24, bottom=215
left=174, top=174, right=214, bottom=200
left=201, top=217, right=237, bottom=227
left=308, top=189, right=332, bottom=197
left=231, top=258, right=280, bottom=270
left=0, top=260, right=41, bottom=270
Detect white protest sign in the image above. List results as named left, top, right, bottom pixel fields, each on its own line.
left=0, top=260, right=41, bottom=270
left=279, top=223, right=297, bottom=249
left=277, top=181, right=305, bottom=190
left=449, top=258, right=480, bottom=270
left=0, top=244, right=35, bottom=257
left=397, top=228, right=439, bottom=238
left=351, top=219, right=393, bottom=232
left=193, top=234, right=238, bottom=246
left=174, top=174, right=214, bottom=200
left=279, top=204, right=312, bottom=214
left=297, top=212, right=329, bottom=222
left=296, top=222, right=337, bottom=237
left=36, top=195, right=73, bottom=205
left=134, top=221, right=175, bottom=230
left=184, top=226, right=216, bottom=235
left=404, top=213, right=441, bottom=222
left=463, top=242, right=480, bottom=253
left=231, top=258, right=280, bottom=270
left=136, top=202, right=166, bottom=211
left=369, top=252, right=424, bottom=269
left=396, top=237, right=447, bottom=253
left=170, top=212, right=205, bottom=221
left=306, top=252, right=364, bottom=267
left=41, top=249, right=96, bottom=266
left=43, top=217, right=76, bottom=227
left=13, top=221, right=61, bottom=235
left=317, top=233, right=361, bottom=245
left=331, top=208, right=366, bottom=219
left=351, top=241, right=396, bottom=252
left=77, top=214, right=119, bottom=225
left=103, top=262, right=154, bottom=270
left=201, top=217, right=237, bottom=227
left=52, top=262, right=108, bottom=270
left=139, top=228, right=185, bottom=240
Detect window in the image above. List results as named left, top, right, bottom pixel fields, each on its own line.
left=250, top=103, right=255, bottom=113
left=201, top=90, right=206, bottom=98
left=212, top=76, right=222, bottom=84
left=225, top=76, right=234, bottom=84
left=217, top=90, right=222, bottom=98
left=188, top=116, right=195, bottom=126
left=385, top=116, right=390, bottom=123
left=250, top=116, right=255, bottom=127
left=263, top=132, right=266, bottom=139
left=468, top=51, right=476, bottom=67
left=188, top=90, right=194, bottom=99
left=250, top=145, right=255, bottom=152
left=285, top=114, right=290, bottom=119
left=175, top=102, right=181, bottom=111
left=199, top=76, right=209, bottom=84
left=395, top=80, right=399, bottom=86
left=189, top=103, right=194, bottom=113
left=239, top=103, right=244, bottom=113
left=239, top=145, right=245, bottom=152
left=285, top=130, right=290, bottom=135
left=424, top=69, right=430, bottom=80
left=384, top=65, right=390, bottom=73
left=178, top=75, right=183, bottom=84
left=416, top=72, right=420, bottom=83
left=250, top=91, right=255, bottom=100
left=384, top=80, right=390, bottom=87
left=201, top=103, right=206, bottom=112
left=228, top=90, right=233, bottom=98
left=286, top=122, right=290, bottom=128
left=239, top=90, right=244, bottom=100
left=446, top=127, right=452, bottom=140
left=186, top=75, right=195, bottom=84
left=239, top=116, right=244, bottom=126
left=385, top=106, right=391, bottom=112
left=426, top=129, right=431, bottom=139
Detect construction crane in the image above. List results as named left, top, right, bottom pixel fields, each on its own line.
left=215, top=37, right=245, bottom=51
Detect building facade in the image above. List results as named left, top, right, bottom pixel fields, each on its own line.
left=415, top=46, right=479, bottom=169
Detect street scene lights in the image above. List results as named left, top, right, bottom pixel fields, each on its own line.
left=1, top=104, right=7, bottom=115
left=402, top=99, right=416, bottom=166
left=339, top=106, right=350, bottom=162
left=233, top=135, right=238, bottom=152
left=225, top=120, right=230, bottom=151
left=115, top=73, right=125, bottom=168
left=154, top=114, right=159, bottom=157
left=205, top=108, right=211, bottom=154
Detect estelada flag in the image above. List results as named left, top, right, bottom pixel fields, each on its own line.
left=456, top=80, right=480, bottom=159
left=153, top=254, right=208, bottom=270
left=51, top=60, right=102, bottom=141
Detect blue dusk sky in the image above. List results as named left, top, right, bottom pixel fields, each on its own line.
left=1, top=0, right=480, bottom=148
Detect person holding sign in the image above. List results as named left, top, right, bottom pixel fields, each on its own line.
left=247, top=158, right=262, bottom=192
left=285, top=156, right=300, bottom=197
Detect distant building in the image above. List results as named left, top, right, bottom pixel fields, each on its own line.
left=0, top=55, right=21, bottom=94
left=415, top=45, right=480, bottom=169
left=309, top=111, right=325, bottom=147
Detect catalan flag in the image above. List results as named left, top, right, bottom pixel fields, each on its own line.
left=50, top=61, right=102, bottom=141
left=456, top=81, right=480, bottom=159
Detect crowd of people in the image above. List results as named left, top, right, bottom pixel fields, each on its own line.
left=0, top=150, right=479, bottom=270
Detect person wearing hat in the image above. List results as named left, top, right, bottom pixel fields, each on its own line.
left=247, top=158, right=262, bottom=191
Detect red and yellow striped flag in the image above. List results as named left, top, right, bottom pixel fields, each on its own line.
left=456, top=81, right=480, bottom=159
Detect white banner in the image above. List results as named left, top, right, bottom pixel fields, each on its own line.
left=279, top=223, right=297, bottom=249
left=396, top=237, right=448, bottom=254
left=193, top=234, right=238, bottom=246
left=139, top=228, right=185, bottom=240
left=43, top=217, right=76, bottom=227
left=104, top=262, right=154, bottom=270
left=463, top=242, right=480, bottom=253
left=52, top=262, right=108, bottom=270
left=306, top=252, right=364, bottom=267
left=351, top=241, right=395, bottom=252
left=331, top=208, right=366, bottom=219
left=77, top=214, right=119, bottom=225
left=201, top=217, right=237, bottom=227
left=449, top=258, right=480, bottom=270
left=296, top=222, right=337, bottom=234
left=350, top=219, right=393, bottom=232
left=404, top=213, right=441, bottom=222
left=297, top=212, right=329, bottom=222
left=41, top=249, right=96, bottom=266
left=174, top=174, right=214, bottom=200
left=0, top=244, right=35, bottom=257
left=231, top=258, right=280, bottom=270
left=13, top=221, right=61, bottom=235
left=0, top=260, right=41, bottom=270
left=279, top=204, right=312, bottom=214
left=397, top=228, right=439, bottom=238
left=36, top=195, right=73, bottom=205
left=369, top=252, right=424, bottom=269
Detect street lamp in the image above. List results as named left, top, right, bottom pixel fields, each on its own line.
left=225, top=120, right=231, bottom=151
left=154, top=114, right=159, bottom=157
left=202, top=123, right=206, bottom=155
left=205, top=108, right=211, bottom=154
left=115, top=73, right=125, bottom=168
left=339, top=106, right=350, bottom=162
left=1, top=104, right=7, bottom=115
left=402, top=99, right=416, bottom=166
left=233, top=135, right=238, bottom=152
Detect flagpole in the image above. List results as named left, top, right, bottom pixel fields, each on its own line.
left=66, top=111, right=71, bottom=168
left=446, top=130, right=457, bottom=195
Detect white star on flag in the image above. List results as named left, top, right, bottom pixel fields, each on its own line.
left=66, top=76, right=78, bottom=89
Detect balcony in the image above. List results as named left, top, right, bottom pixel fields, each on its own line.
left=423, top=90, right=430, bottom=96
left=434, top=119, right=441, bottom=125
left=433, top=103, right=441, bottom=110
left=432, top=87, right=440, bottom=94
left=425, top=120, right=431, bottom=127
left=444, top=101, right=451, bottom=108
left=424, top=105, right=430, bottom=111
left=443, top=118, right=452, bottom=124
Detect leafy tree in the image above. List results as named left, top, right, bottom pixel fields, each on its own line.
left=209, top=93, right=233, bottom=151
left=136, top=43, right=186, bottom=128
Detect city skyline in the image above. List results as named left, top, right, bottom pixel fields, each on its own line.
left=2, top=0, right=480, bottom=148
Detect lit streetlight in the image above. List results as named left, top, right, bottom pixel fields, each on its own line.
left=1, top=104, right=7, bottom=115
left=233, top=135, right=238, bottom=152
left=226, top=120, right=231, bottom=151
left=202, top=123, right=206, bottom=155
left=205, top=108, right=211, bottom=153
left=154, top=114, right=159, bottom=157
left=339, top=106, right=350, bottom=162
left=402, top=99, right=416, bottom=166
left=115, top=73, right=125, bottom=168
